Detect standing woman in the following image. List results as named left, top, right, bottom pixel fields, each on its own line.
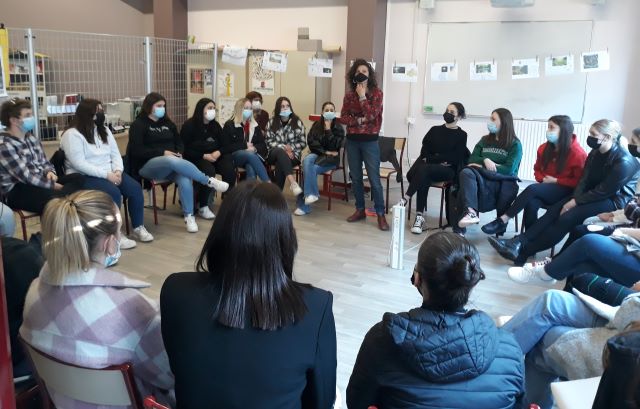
left=61, top=98, right=152, bottom=248
left=340, top=59, right=387, bottom=231
left=403, top=102, right=468, bottom=234
left=126, top=92, right=229, bottom=233
left=265, top=96, right=306, bottom=194
left=181, top=98, right=236, bottom=220
left=482, top=115, right=587, bottom=235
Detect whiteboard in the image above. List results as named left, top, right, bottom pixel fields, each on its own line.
left=423, top=21, right=593, bottom=122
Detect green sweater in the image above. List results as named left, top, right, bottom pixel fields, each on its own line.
left=469, top=138, right=522, bottom=176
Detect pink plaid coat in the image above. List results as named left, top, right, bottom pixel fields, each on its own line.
left=20, top=263, right=174, bottom=409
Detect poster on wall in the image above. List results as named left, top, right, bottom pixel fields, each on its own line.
left=218, top=97, right=237, bottom=124
left=469, top=61, right=498, bottom=81
left=308, top=58, right=333, bottom=78
left=511, top=58, right=540, bottom=79
left=545, top=55, right=575, bottom=76
left=221, top=46, right=248, bottom=66
left=203, top=69, right=212, bottom=87
left=190, top=68, right=204, bottom=94
left=0, top=48, right=7, bottom=97
left=392, top=63, right=418, bottom=83
left=430, top=62, right=458, bottom=82
left=581, top=50, right=610, bottom=72
left=262, top=51, right=288, bottom=72
left=217, top=69, right=235, bottom=97
left=248, top=51, right=275, bottom=95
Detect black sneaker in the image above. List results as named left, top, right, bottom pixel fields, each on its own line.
left=481, top=218, right=508, bottom=236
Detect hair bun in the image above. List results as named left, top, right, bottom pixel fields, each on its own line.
left=450, top=255, right=483, bottom=287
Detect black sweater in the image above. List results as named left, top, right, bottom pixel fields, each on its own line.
left=220, top=120, right=268, bottom=159
left=180, top=118, right=224, bottom=163
left=126, top=116, right=182, bottom=179
left=307, top=120, right=345, bottom=156
left=419, top=124, right=468, bottom=171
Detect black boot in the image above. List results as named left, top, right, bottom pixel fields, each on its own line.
left=488, top=235, right=522, bottom=262
left=481, top=218, right=508, bottom=236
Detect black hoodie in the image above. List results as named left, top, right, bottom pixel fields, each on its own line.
left=125, top=116, right=182, bottom=180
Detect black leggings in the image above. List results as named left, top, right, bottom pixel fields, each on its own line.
left=504, top=183, right=573, bottom=230
left=406, top=162, right=455, bottom=213
left=5, top=173, right=85, bottom=214
left=192, top=156, right=236, bottom=207
left=267, top=148, right=300, bottom=189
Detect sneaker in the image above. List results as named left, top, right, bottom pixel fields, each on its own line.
left=207, top=177, right=229, bottom=193
left=198, top=206, right=215, bottom=220
left=293, top=208, right=308, bottom=216
left=185, top=215, right=198, bottom=233
left=507, top=261, right=557, bottom=285
left=132, top=226, right=154, bottom=242
left=120, top=236, right=137, bottom=250
left=304, top=195, right=319, bottom=205
left=458, top=211, right=480, bottom=228
left=411, top=214, right=426, bottom=234
left=290, top=182, right=303, bottom=196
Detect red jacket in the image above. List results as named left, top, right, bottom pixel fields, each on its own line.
left=340, top=87, right=383, bottom=140
left=533, top=135, right=587, bottom=188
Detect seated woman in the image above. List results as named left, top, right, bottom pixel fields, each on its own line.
left=220, top=97, right=270, bottom=182
left=61, top=98, right=151, bottom=248
left=126, top=92, right=229, bottom=233
left=482, top=115, right=587, bottom=235
left=294, top=101, right=345, bottom=215
left=161, top=181, right=337, bottom=409
left=490, top=119, right=640, bottom=265
left=403, top=102, right=468, bottom=234
left=265, top=97, right=306, bottom=194
left=454, top=108, right=523, bottom=235
left=246, top=91, right=270, bottom=132
left=181, top=97, right=236, bottom=219
left=20, top=190, right=174, bottom=408
left=0, top=99, right=84, bottom=214
left=347, top=231, right=524, bottom=409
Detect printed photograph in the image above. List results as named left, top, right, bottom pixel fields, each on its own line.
left=476, top=64, right=492, bottom=74
left=269, top=53, right=282, bottom=64
left=552, top=56, right=568, bottom=67
left=512, top=65, right=529, bottom=76
left=392, top=66, right=406, bottom=74
left=441, top=66, right=449, bottom=73
left=583, top=54, right=599, bottom=69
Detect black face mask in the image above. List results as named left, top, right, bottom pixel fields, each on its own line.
left=586, top=136, right=601, bottom=150
left=443, top=112, right=456, bottom=124
left=94, top=112, right=106, bottom=127
left=353, top=73, right=368, bottom=83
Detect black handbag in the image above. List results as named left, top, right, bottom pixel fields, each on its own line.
left=314, top=154, right=339, bottom=167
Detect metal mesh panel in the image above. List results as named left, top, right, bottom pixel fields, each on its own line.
left=152, top=38, right=188, bottom=126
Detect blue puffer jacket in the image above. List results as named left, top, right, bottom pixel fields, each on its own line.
left=347, top=307, right=525, bottom=409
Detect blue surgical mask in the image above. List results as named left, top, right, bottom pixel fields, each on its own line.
left=487, top=122, right=499, bottom=134
left=153, top=106, right=166, bottom=119
left=280, top=109, right=292, bottom=118
left=105, top=238, right=122, bottom=268
left=546, top=131, right=559, bottom=144
left=242, top=109, right=253, bottom=120
left=20, top=116, right=36, bottom=133
left=323, top=111, right=336, bottom=121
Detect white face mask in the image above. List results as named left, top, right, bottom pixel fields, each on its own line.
left=251, top=100, right=261, bottom=110
left=205, top=109, right=216, bottom=121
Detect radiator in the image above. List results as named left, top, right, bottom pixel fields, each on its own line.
left=515, top=120, right=590, bottom=181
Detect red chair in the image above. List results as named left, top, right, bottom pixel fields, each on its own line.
left=0, top=242, right=16, bottom=409
left=13, top=210, right=40, bottom=241
left=322, top=148, right=349, bottom=211
left=141, top=179, right=174, bottom=225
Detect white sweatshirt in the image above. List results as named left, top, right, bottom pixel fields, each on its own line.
left=61, top=126, right=124, bottom=178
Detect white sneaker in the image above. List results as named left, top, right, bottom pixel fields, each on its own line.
left=132, top=226, right=154, bottom=242
left=198, top=206, right=215, bottom=220
left=507, top=260, right=557, bottom=285
left=185, top=215, right=198, bottom=233
left=120, top=236, right=137, bottom=250
left=293, top=208, right=308, bottom=216
left=304, top=195, right=319, bottom=205
left=458, top=211, right=480, bottom=228
left=208, top=177, right=229, bottom=193
left=411, top=214, right=426, bottom=234
left=290, top=182, right=303, bottom=196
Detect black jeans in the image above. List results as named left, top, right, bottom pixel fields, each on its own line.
left=5, top=173, right=85, bottom=214
left=504, top=183, right=574, bottom=230
left=406, top=161, right=455, bottom=214
left=192, top=156, right=236, bottom=207
left=267, top=148, right=300, bottom=189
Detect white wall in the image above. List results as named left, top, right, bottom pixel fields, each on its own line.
left=383, top=0, right=640, bottom=162
left=188, top=1, right=348, bottom=112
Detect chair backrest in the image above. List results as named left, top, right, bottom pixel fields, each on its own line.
left=378, top=137, right=406, bottom=172
left=0, top=240, right=17, bottom=409
left=49, top=149, right=66, bottom=177
left=21, top=341, right=143, bottom=408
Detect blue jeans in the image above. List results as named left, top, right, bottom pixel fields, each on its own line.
left=139, top=156, right=209, bottom=216
left=346, top=139, right=385, bottom=215
left=83, top=174, right=145, bottom=229
left=546, top=234, right=640, bottom=286
left=295, top=154, right=336, bottom=213
left=502, top=290, right=607, bottom=408
left=0, top=203, right=15, bottom=237
left=232, top=150, right=269, bottom=182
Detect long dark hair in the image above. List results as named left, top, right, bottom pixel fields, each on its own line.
left=70, top=99, right=108, bottom=144
left=191, top=97, right=215, bottom=128
left=482, top=108, right=517, bottom=150
left=542, top=115, right=574, bottom=174
left=269, top=96, right=302, bottom=133
left=196, top=181, right=308, bottom=330
left=139, top=92, right=169, bottom=120
left=347, top=59, right=378, bottom=91
left=416, top=232, right=485, bottom=311
left=310, top=101, right=336, bottom=134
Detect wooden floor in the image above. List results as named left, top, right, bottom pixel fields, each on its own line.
left=23, top=183, right=557, bottom=405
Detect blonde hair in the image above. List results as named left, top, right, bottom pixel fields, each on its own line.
left=232, top=98, right=250, bottom=125
left=591, top=119, right=623, bottom=142
left=42, top=190, right=120, bottom=284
